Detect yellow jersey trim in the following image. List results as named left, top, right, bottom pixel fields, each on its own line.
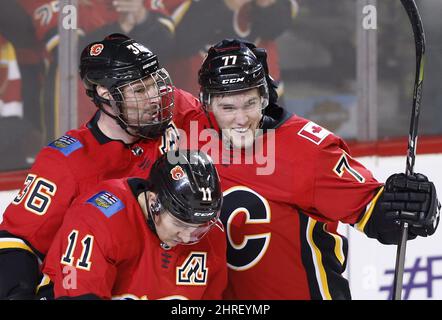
left=356, top=186, right=385, bottom=232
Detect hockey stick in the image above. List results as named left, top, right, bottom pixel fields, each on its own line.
left=393, top=0, right=426, bottom=300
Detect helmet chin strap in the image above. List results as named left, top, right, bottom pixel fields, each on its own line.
left=144, top=191, right=158, bottom=235
left=143, top=192, right=172, bottom=250
left=94, top=93, right=151, bottom=141
left=258, top=113, right=265, bottom=129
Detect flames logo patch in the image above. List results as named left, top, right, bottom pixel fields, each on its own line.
left=171, top=166, right=186, bottom=181
left=90, top=43, right=104, bottom=56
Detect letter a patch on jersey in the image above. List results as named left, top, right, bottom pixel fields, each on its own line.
left=48, top=135, right=83, bottom=156
left=176, top=252, right=208, bottom=286
left=297, top=121, right=330, bottom=145
left=87, top=191, right=124, bottom=218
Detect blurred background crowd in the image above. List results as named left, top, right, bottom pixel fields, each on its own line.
left=0, top=0, right=441, bottom=171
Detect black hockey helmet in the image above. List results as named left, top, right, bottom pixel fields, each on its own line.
left=198, top=38, right=269, bottom=109
left=149, top=150, right=222, bottom=226
left=80, top=33, right=174, bottom=139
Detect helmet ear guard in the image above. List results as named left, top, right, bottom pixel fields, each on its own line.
left=149, top=197, right=162, bottom=217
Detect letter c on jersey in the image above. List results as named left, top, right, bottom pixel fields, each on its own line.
left=220, top=187, right=271, bottom=271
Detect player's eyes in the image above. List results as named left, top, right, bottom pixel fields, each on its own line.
left=247, top=99, right=259, bottom=107
left=222, top=107, right=235, bottom=112
left=134, top=88, right=145, bottom=94
left=173, top=221, right=184, bottom=228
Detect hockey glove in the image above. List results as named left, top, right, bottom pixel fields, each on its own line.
left=364, top=173, right=441, bottom=244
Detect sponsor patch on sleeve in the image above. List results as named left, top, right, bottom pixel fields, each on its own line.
left=48, top=135, right=83, bottom=156
left=297, top=121, right=330, bottom=145
left=86, top=191, right=125, bottom=218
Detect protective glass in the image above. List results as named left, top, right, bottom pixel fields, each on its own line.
left=164, top=210, right=219, bottom=245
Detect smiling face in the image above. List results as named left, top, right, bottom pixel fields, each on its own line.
left=210, top=88, right=263, bottom=149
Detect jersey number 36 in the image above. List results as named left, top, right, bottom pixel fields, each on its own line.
left=12, top=174, right=57, bottom=215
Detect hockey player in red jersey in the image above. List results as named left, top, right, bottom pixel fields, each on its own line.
left=181, top=39, right=441, bottom=299
left=0, top=33, right=201, bottom=299
left=41, top=150, right=226, bottom=299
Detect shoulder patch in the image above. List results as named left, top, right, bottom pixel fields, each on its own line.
left=297, top=121, right=330, bottom=145
left=86, top=191, right=125, bottom=218
left=48, top=135, right=83, bottom=156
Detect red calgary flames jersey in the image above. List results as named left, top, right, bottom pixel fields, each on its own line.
left=42, top=178, right=227, bottom=300
left=0, top=88, right=201, bottom=256
left=181, top=111, right=383, bottom=299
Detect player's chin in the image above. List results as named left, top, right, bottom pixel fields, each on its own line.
left=229, top=133, right=255, bottom=150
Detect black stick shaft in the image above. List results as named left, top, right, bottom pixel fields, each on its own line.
left=393, top=0, right=426, bottom=300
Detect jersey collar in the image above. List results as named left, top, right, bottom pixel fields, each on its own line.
left=86, top=111, right=114, bottom=145
left=261, top=103, right=292, bottom=131
left=86, top=111, right=142, bottom=147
